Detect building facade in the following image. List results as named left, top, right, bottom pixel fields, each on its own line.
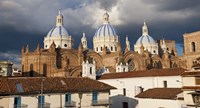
left=0, top=77, right=115, bottom=108
left=21, top=10, right=185, bottom=77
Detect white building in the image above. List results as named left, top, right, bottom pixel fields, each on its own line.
left=0, top=61, right=13, bottom=76
left=135, top=88, right=184, bottom=108
left=44, top=10, right=74, bottom=49
left=0, top=77, right=115, bottom=108
left=98, top=68, right=185, bottom=108
left=181, top=64, right=200, bottom=108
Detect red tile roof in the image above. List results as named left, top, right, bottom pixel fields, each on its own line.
left=0, top=77, right=116, bottom=96
left=181, top=71, right=200, bottom=76
left=135, top=88, right=182, bottom=100
left=98, top=68, right=186, bottom=80
left=182, top=86, right=200, bottom=90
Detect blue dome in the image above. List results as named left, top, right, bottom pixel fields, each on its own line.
left=136, top=35, right=156, bottom=45
left=94, top=23, right=117, bottom=37
left=47, top=26, right=70, bottom=37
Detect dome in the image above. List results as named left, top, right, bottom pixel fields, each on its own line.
left=47, top=26, right=70, bottom=37
left=136, top=34, right=156, bottom=45
left=94, top=23, right=117, bottom=37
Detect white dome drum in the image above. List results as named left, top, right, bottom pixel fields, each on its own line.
left=93, top=12, right=119, bottom=53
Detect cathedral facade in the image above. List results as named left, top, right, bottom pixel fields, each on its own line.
left=21, top=10, right=186, bottom=77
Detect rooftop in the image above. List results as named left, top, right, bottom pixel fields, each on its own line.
left=135, top=88, right=182, bottom=100
left=0, top=77, right=116, bottom=96
left=98, top=68, right=186, bottom=80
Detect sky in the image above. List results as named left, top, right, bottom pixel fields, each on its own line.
left=0, top=0, right=200, bottom=68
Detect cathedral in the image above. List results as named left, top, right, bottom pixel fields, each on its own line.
left=21, top=10, right=191, bottom=77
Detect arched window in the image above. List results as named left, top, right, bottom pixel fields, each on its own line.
left=101, top=47, right=103, bottom=51
left=192, top=42, right=196, bottom=52
left=111, top=46, right=113, bottom=51
left=128, top=59, right=135, bottom=71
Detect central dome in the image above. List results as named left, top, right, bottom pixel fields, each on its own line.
left=136, top=34, right=156, bottom=45
left=93, top=11, right=119, bottom=53
left=94, top=23, right=117, bottom=37
left=47, top=26, right=70, bottom=37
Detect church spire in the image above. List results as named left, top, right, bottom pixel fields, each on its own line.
left=56, top=9, right=64, bottom=26
left=125, top=36, right=130, bottom=51
left=142, top=20, right=149, bottom=36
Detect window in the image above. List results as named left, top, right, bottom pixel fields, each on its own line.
left=111, top=46, right=113, bottom=51
left=96, top=47, right=98, bottom=52
left=65, top=93, right=71, bottom=106
left=123, top=88, right=126, bottom=96
left=30, top=64, right=33, bottom=77
left=128, top=59, right=135, bottom=71
left=90, top=67, right=92, bottom=75
left=101, top=47, right=103, bottom=51
left=43, top=64, right=47, bottom=77
left=195, top=77, right=200, bottom=85
left=115, top=47, right=117, bottom=51
left=123, top=68, right=126, bottom=72
left=122, top=102, right=128, bottom=108
left=14, top=97, right=21, bottom=108
left=163, top=81, right=167, bottom=88
left=64, top=44, right=67, bottom=47
left=67, top=59, right=70, bottom=65
left=38, top=95, right=45, bottom=107
left=92, top=92, right=98, bottom=104
left=192, top=42, right=196, bottom=52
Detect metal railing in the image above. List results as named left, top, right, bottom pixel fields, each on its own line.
left=91, top=99, right=111, bottom=106
left=13, top=104, right=28, bottom=108
left=38, top=102, right=50, bottom=108
left=65, top=101, right=76, bottom=107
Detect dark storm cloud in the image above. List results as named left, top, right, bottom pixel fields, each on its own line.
left=0, top=0, right=200, bottom=66
left=142, top=0, right=200, bottom=11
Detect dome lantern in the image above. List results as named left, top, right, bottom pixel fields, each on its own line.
left=56, top=9, right=64, bottom=26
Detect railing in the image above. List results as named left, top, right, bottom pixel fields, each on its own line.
left=38, top=102, right=50, bottom=108
left=13, top=104, right=28, bottom=108
left=65, top=101, right=76, bottom=107
left=92, top=99, right=111, bottom=106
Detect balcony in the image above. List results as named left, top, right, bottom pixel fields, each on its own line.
left=92, top=99, right=111, bottom=106
left=13, top=104, right=28, bottom=108
left=38, top=102, right=50, bottom=108
left=65, top=101, right=76, bottom=107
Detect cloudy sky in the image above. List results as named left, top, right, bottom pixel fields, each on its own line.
left=0, top=0, right=200, bottom=68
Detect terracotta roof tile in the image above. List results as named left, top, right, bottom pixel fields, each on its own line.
left=135, top=88, right=182, bottom=100
left=181, top=71, right=200, bottom=76
left=0, top=77, right=116, bottom=96
left=182, top=86, right=200, bottom=90
left=98, top=68, right=186, bottom=80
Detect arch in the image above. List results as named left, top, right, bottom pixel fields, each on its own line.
left=87, top=51, right=103, bottom=69
left=62, top=50, right=79, bottom=66
left=69, top=66, right=82, bottom=77
left=123, top=52, right=146, bottom=71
